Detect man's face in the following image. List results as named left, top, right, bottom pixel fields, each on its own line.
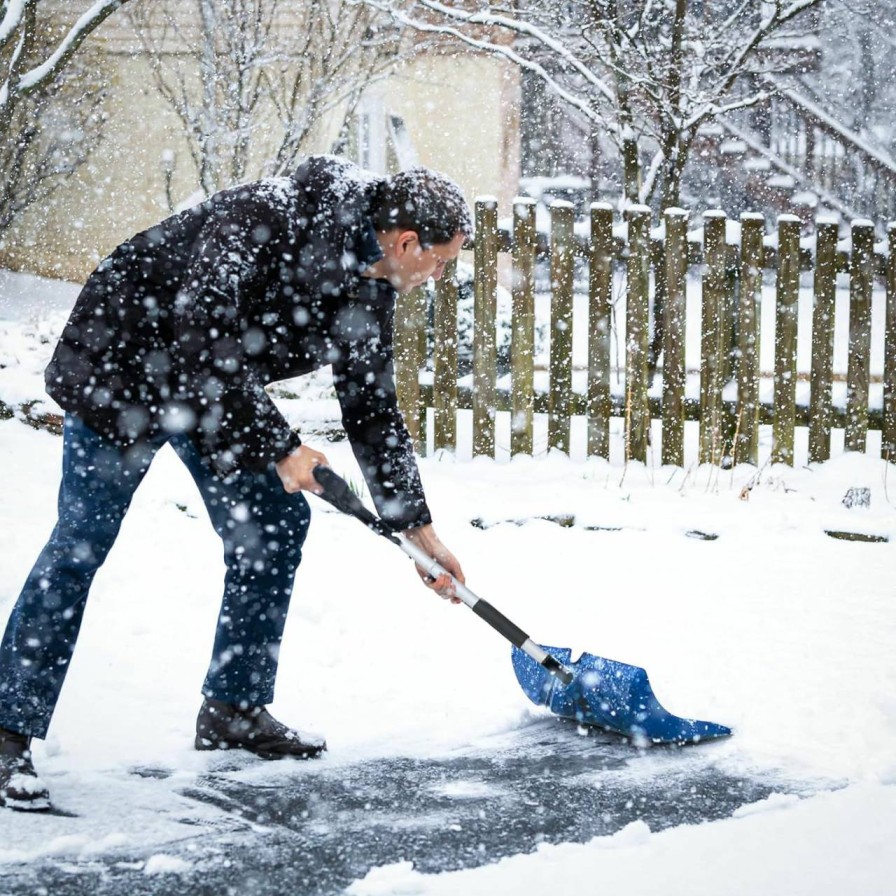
left=380, top=230, right=466, bottom=294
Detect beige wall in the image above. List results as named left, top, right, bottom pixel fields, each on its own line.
left=363, top=54, right=520, bottom=214
left=1, top=53, right=192, bottom=282
left=0, top=13, right=520, bottom=283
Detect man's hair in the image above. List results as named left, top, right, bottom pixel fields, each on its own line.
left=368, top=167, right=473, bottom=247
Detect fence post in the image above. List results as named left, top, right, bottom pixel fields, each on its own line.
left=808, top=218, right=838, bottom=463
left=472, top=197, right=498, bottom=458
left=511, top=198, right=536, bottom=457
left=432, top=259, right=458, bottom=453
left=885, top=222, right=896, bottom=462
left=588, top=202, right=614, bottom=459
left=549, top=201, right=575, bottom=454
left=737, top=213, right=764, bottom=466
left=625, top=205, right=651, bottom=463
left=772, top=215, right=801, bottom=465
left=845, top=220, right=875, bottom=452
left=700, top=210, right=726, bottom=465
left=662, top=208, right=688, bottom=467
left=394, top=284, right=427, bottom=453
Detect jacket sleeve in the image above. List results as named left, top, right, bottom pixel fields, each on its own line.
left=330, top=289, right=432, bottom=531
left=173, top=206, right=301, bottom=474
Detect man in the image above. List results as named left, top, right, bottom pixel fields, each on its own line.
left=0, top=155, right=472, bottom=810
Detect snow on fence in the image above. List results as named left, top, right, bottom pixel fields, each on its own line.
left=393, top=199, right=896, bottom=467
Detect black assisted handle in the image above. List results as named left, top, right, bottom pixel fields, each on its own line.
left=312, top=465, right=398, bottom=542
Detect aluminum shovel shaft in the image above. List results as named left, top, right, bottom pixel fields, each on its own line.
left=311, top=465, right=573, bottom=684
left=394, top=533, right=574, bottom=685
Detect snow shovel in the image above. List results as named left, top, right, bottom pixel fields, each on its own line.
left=312, top=466, right=731, bottom=745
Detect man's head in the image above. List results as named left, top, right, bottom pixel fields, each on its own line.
left=365, top=167, right=473, bottom=294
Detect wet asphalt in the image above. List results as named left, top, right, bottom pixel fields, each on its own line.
left=1, top=719, right=795, bottom=896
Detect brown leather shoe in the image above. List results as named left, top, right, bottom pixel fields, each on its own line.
left=0, top=727, right=51, bottom=811
left=195, top=698, right=326, bottom=759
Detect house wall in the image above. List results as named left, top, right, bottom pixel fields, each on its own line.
left=360, top=54, right=520, bottom=212
left=0, top=7, right=520, bottom=284
left=0, top=51, right=196, bottom=283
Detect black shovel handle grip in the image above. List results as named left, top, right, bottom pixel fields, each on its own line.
left=311, top=465, right=398, bottom=542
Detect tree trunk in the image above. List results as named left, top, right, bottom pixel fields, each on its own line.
left=621, top=126, right=640, bottom=205
left=588, top=126, right=602, bottom=204
left=659, top=141, right=689, bottom=212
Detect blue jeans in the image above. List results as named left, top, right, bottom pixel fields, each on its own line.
left=0, top=415, right=310, bottom=739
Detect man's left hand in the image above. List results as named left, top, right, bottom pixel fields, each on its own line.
left=275, top=444, right=331, bottom=494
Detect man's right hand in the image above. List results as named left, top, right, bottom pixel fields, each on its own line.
left=403, top=524, right=465, bottom=604
left=275, top=445, right=331, bottom=494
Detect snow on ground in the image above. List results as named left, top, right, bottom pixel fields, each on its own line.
left=1, top=270, right=895, bottom=893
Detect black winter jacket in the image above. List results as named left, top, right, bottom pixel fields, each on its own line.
left=46, top=155, right=431, bottom=530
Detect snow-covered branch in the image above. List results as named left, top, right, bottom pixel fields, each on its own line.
left=713, top=0, right=823, bottom=100
left=681, top=89, right=769, bottom=134
left=365, top=0, right=616, bottom=105
left=638, top=147, right=665, bottom=206
left=1, top=0, right=128, bottom=125
left=17, top=1, right=126, bottom=92
left=0, top=0, right=28, bottom=50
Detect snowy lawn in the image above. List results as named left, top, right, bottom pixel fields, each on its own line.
left=1, top=270, right=895, bottom=894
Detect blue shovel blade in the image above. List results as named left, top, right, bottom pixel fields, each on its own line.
left=511, top=645, right=731, bottom=745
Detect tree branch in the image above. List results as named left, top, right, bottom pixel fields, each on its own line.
left=373, top=0, right=616, bottom=104
left=0, top=0, right=30, bottom=54
left=16, top=1, right=128, bottom=95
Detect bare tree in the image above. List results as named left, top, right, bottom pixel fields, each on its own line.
left=0, top=1, right=128, bottom=235
left=362, top=0, right=824, bottom=210
left=126, top=0, right=402, bottom=199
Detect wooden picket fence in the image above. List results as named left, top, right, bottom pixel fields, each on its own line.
left=393, top=198, right=896, bottom=467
